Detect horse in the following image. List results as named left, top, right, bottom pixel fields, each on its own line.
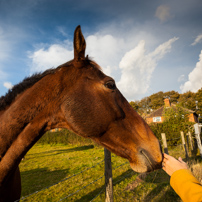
left=0, top=26, right=163, bottom=202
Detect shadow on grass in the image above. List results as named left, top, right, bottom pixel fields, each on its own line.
left=141, top=155, right=202, bottom=201
left=187, top=154, right=202, bottom=164
left=20, top=167, right=70, bottom=196
left=27, top=145, right=95, bottom=159
left=132, top=170, right=181, bottom=202
left=73, top=155, right=202, bottom=202
left=142, top=183, right=171, bottom=202
left=74, top=169, right=135, bottom=202
left=154, top=185, right=181, bottom=202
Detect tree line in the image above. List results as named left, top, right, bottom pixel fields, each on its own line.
left=130, top=88, right=202, bottom=120
left=129, top=88, right=202, bottom=143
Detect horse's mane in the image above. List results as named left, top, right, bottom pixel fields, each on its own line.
left=0, top=68, right=59, bottom=111
left=0, top=57, right=100, bottom=111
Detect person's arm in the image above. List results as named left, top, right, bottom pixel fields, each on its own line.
left=163, top=153, right=202, bottom=202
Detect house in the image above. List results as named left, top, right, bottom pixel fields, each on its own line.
left=145, top=98, right=198, bottom=124
left=50, top=128, right=62, bottom=132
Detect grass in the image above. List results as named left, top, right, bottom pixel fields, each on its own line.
left=19, top=142, right=202, bottom=202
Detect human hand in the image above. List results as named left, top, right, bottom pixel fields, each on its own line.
left=162, top=153, right=189, bottom=176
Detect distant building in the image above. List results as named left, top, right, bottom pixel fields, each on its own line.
left=145, top=98, right=198, bottom=124
left=50, top=128, right=62, bottom=132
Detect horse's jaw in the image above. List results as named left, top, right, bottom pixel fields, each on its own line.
left=129, top=148, right=163, bottom=173
left=91, top=113, right=163, bottom=173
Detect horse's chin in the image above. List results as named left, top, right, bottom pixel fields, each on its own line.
left=130, top=162, right=152, bottom=173
left=129, top=150, right=163, bottom=173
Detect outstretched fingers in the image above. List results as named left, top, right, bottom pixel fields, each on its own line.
left=162, top=153, right=189, bottom=176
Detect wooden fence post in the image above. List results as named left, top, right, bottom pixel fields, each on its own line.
left=188, top=132, right=193, bottom=151
left=195, top=134, right=202, bottom=158
left=161, top=133, right=168, bottom=154
left=104, top=148, right=113, bottom=202
left=180, top=131, right=188, bottom=159
left=194, top=123, right=202, bottom=158
left=186, top=133, right=189, bottom=151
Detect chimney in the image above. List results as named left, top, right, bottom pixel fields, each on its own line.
left=164, top=98, right=171, bottom=107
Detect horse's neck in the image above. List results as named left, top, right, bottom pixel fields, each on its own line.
left=0, top=71, right=76, bottom=184
left=0, top=89, right=57, bottom=184
left=0, top=88, right=51, bottom=158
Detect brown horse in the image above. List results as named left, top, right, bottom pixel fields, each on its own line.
left=0, top=26, right=162, bottom=202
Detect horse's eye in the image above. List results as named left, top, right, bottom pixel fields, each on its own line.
left=105, top=81, right=116, bottom=90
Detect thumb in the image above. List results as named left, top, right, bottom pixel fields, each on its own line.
left=178, top=157, right=183, bottom=162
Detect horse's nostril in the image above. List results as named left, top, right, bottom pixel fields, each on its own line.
left=140, top=149, right=154, bottom=171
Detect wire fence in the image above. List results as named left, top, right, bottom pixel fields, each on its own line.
left=17, top=129, right=202, bottom=202
left=58, top=175, right=105, bottom=201
left=17, top=151, right=133, bottom=202
left=161, top=131, right=199, bottom=159
left=16, top=160, right=104, bottom=202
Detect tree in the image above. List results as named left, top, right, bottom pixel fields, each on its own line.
left=138, top=97, right=151, bottom=116
left=149, top=91, right=164, bottom=109
left=163, top=90, right=180, bottom=104
left=195, top=88, right=202, bottom=122
left=130, top=89, right=201, bottom=122
left=178, top=91, right=196, bottom=111
left=129, top=101, right=139, bottom=111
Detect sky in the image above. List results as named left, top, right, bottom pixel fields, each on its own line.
left=0, top=0, right=202, bottom=101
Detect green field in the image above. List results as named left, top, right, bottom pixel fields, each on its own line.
left=19, top=143, right=201, bottom=202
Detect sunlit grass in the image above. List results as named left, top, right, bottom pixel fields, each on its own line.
left=20, top=144, right=136, bottom=201
left=19, top=143, right=202, bottom=201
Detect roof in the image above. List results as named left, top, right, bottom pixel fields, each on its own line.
left=146, top=103, right=197, bottom=119
left=146, top=106, right=164, bottom=118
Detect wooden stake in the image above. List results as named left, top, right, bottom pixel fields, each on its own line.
left=188, top=132, right=193, bottom=151
left=161, top=133, right=168, bottom=154
left=194, top=123, right=202, bottom=158
left=104, top=148, right=113, bottom=202
left=181, top=131, right=188, bottom=159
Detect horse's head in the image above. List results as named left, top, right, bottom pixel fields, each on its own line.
left=59, top=26, right=162, bottom=173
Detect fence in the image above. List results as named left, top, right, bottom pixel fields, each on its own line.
left=17, top=159, right=105, bottom=202
left=17, top=126, right=202, bottom=202
left=17, top=147, right=132, bottom=202
left=104, top=129, right=202, bottom=202
left=161, top=123, right=202, bottom=159
left=161, top=131, right=195, bottom=159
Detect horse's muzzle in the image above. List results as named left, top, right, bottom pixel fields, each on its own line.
left=140, top=148, right=163, bottom=172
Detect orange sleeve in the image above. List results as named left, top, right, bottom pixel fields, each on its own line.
left=170, top=169, right=202, bottom=202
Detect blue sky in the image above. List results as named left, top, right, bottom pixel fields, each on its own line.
left=0, top=0, right=202, bottom=101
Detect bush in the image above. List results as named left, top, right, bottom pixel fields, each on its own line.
left=38, top=129, right=93, bottom=145
left=149, top=106, right=194, bottom=146
left=150, top=122, right=194, bottom=146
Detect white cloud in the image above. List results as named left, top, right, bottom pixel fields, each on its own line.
left=178, top=74, right=185, bottom=82
left=86, top=34, right=124, bottom=75
left=57, top=26, right=69, bottom=37
left=28, top=41, right=73, bottom=73
left=155, top=5, right=171, bottom=22
left=191, top=34, right=202, bottom=46
left=3, top=82, right=13, bottom=89
left=28, top=33, right=124, bottom=76
left=180, top=50, right=202, bottom=93
left=117, top=37, right=179, bottom=100
left=28, top=30, right=178, bottom=101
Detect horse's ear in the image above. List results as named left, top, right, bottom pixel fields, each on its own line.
left=74, top=25, right=86, bottom=61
